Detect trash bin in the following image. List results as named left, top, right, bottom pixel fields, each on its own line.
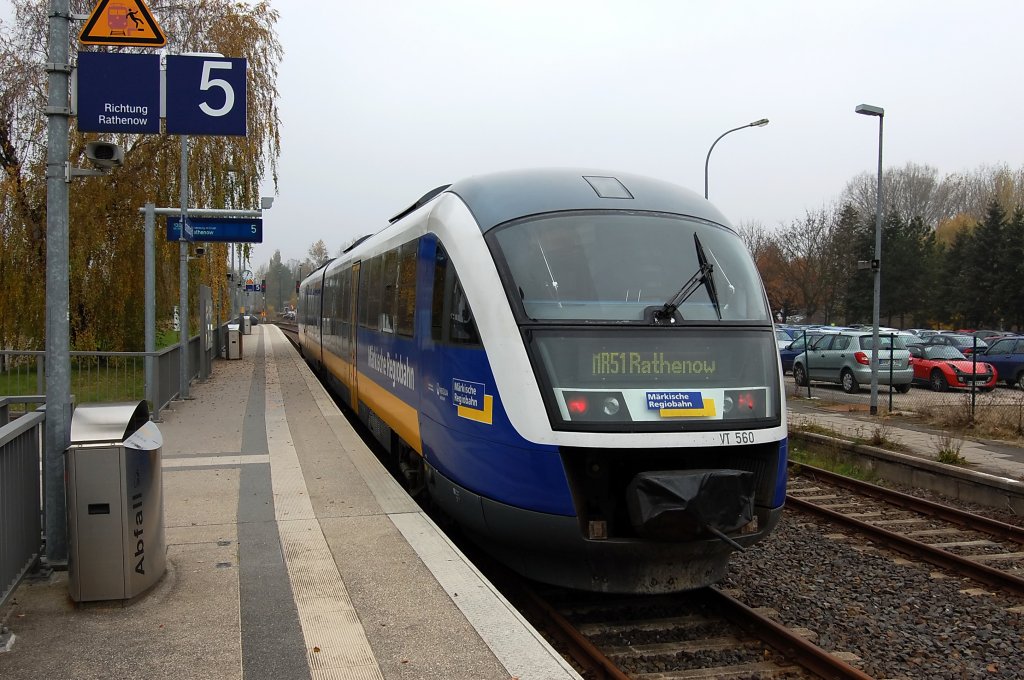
left=241, top=315, right=252, bottom=335
left=65, top=401, right=166, bottom=602
left=227, top=324, right=241, bottom=359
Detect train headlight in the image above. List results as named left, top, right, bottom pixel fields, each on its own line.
left=602, top=396, right=621, bottom=416
left=562, top=391, right=630, bottom=421
left=567, top=396, right=589, bottom=415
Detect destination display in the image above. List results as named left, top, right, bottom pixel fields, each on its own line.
left=590, top=351, right=717, bottom=378
left=530, top=328, right=779, bottom=395
left=166, top=216, right=263, bottom=243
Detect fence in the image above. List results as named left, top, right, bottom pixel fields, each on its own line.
left=0, top=323, right=231, bottom=609
left=0, top=400, right=44, bottom=610
left=785, top=330, right=1024, bottom=440
left=0, top=323, right=228, bottom=421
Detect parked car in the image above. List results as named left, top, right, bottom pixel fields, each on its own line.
left=980, top=336, right=1024, bottom=388
left=792, top=331, right=913, bottom=394
left=921, top=333, right=987, bottom=356
left=779, top=330, right=836, bottom=374
left=775, top=329, right=796, bottom=349
left=907, top=345, right=996, bottom=392
left=981, top=331, right=1017, bottom=343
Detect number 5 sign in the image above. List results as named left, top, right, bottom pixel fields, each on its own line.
left=165, top=55, right=247, bottom=136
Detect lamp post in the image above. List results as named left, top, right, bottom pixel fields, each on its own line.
left=856, top=103, right=884, bottom=416
left=704, top=118, right=769, bottom=199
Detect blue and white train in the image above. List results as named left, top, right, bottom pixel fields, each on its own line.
left=298, top=169, right=787, bottom=593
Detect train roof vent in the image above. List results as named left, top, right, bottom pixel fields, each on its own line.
left=583, top=175, right=633, bottom=199
left=388, top=184, right=452, bottom=224
left=343, top=234, right=373, bottom=253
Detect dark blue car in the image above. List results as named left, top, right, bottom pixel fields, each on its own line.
left=981, top=336, right=1024, bottom=388
left=780, top=331, right=829, bottom=374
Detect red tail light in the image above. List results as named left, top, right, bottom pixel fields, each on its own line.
left=854, top=351, right=870, bottom=365
left=567, top=396, right=589, bottom=415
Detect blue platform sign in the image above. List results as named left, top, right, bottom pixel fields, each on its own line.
left=165, top=55, right=247, bottom=136
left=166, top=217, right=262, bottom=243
left=76, top=52, right=160, bottom=133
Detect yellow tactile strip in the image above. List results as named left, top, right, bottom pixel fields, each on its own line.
left=263, top=328, right=385, bottom=680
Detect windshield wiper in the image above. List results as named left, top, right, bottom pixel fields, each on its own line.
left=651, top=233, right=722, bottom=324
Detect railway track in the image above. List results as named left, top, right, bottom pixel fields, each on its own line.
left=502, top=578, right=873, bottom=679
left=275, top=320, right=299, bottom=345
left=787, top=463, right=1024, bottom=596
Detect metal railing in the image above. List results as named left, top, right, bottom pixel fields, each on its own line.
left=0, top=400, right=45, bottom=609
left=0, top=323, right=229, bottom=422
left=0, top=323, right=233, bottom=610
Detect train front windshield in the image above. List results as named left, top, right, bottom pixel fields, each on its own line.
left=489, top=211, right=780, bottom=430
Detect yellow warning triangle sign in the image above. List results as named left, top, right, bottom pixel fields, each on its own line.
left=79, top=0, right=166, bottom=48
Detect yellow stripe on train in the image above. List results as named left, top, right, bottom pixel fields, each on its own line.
left=356, top=371, right=422, bottom=453
left=321, top=347, right=355, bottom=391
left=661, top=399, right=717, bottom=418
left=457, top=394, right=493, bottom=424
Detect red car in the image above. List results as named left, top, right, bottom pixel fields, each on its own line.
left=908, top=344, right=997, bottom=392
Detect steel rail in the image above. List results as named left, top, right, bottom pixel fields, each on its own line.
left=787, top=495, right=1024, bottom=596
left=704, top=587, right=876, bottom=680
left=792, top=462, right=1024, bottom=544
left=516, top=585, right=632, bottom=680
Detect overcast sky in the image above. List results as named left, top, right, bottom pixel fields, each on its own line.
left=6, top=1, right=1024, bottom=268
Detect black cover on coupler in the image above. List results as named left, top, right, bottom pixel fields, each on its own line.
left=626, top=469, right=755, bottom=540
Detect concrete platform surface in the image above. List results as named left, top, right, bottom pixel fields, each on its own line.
left=0, top=325, right=580, bottom=680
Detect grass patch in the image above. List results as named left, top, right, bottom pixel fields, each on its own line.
left=791, top=420, right=911, bottom=453
left=157, top=329, right=181, bottom=349
left=789, top=444, right=878, bottom=482
left=791, top=421, right=839, bottom=438
left=933, top=430, right=968, bottom=466
left=1, top=360, right=144, bottom=403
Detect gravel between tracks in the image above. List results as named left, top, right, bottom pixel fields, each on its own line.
left=722, top=513, right=1024, bottom=679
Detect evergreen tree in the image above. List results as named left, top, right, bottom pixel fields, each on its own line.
left=1001, top=208, right=1024, bottom=330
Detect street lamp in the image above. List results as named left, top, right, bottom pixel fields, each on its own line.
left=704, top=118, right=769, bottom=199
left=856, top=103, right=884, bottom=416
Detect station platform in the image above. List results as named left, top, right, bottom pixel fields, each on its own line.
left=0, top=325, right=581, bottom=680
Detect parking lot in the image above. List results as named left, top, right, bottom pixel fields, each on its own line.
left=786, top=377, right=1024, bottom=436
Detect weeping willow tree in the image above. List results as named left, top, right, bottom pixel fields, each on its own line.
left=0, top=0, right=281, bottom=351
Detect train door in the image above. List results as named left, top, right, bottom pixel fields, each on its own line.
left=349, top=261, right=361, bottom=407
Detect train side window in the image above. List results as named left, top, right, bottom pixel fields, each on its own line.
left=325, top=270, right=339, bottom=336
left=358, top=259, right=372, bottom=328
left=363, top=256, right=382, bottom=330
left=339, top=268, right=350, bottom=354
left=381, top=249, right=399, bottom=333
left=431, top=244, right=448, bottom=342
left=396, top=240, right=417, bottom=338
left=430, top=243, right=480, bottom=346
left=448, top=276, right=481, bottom=346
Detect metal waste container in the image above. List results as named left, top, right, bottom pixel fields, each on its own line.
left=241, top=314, right=252, bottom=335
left=65, top=401, right=166, bottom=602
left=227, top=324, right=241, bottom=359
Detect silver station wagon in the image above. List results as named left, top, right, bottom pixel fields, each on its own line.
left=792, top=331, right=913, bottom=394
